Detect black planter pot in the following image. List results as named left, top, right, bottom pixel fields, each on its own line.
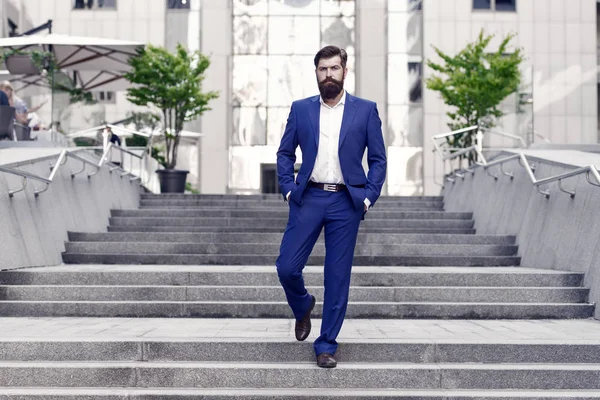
left=156, top=169, right=189, bottom=193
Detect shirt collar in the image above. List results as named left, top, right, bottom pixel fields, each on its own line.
left=320, top=90, right=346, bottom=109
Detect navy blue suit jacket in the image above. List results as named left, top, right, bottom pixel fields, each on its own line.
left=276, top=93, right=387, bottom=211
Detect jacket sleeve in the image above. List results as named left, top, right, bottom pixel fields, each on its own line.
left=276, top=102, right=298, bottom=201
left=365, top=103, right=387, bottom=206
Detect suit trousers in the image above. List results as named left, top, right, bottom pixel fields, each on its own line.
left=276, top=186, right=363, bottom=356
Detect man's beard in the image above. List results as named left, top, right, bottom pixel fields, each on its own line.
left=318, top=77, right=344, bottom=100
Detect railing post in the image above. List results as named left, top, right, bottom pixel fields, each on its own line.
left=475, top=130, right=483, bottom=163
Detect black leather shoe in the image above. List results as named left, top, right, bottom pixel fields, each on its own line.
left=295, top=295, right=315, bottom=341
left=317, top=352, right=337, bottom=368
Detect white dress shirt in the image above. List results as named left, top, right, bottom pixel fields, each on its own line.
left=287, top=90, right=370, bottom=210
left=310, top=91, right=346, bottom=184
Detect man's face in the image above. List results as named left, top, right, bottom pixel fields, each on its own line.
left=315, top=55, right=347, bottom=100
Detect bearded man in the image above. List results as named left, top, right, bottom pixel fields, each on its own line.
left=276, top=45, right=387, bottom=368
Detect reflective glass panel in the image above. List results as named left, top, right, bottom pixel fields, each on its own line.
left=167, top=0, right=190, bottom=9
left=267, top=56, right=317, bottom=106
left=408, top=62, right=422, bottom=103
left=267, top=107, right=292, bottom=145
left=406, top=12, right=422, bottom=55
left=495, top=0, right=516, bottom=11
left=232, top=56, right=268, bottom=106
left=388, top=105, right=423, bottom=146
left=232, top=107, right=267, bottom=146
left=388, top=13, right=407, bottom=54
left=321, top=0, right=355, bottom=16
left=268, top=16, right=320, bottom=54
left=234, top=16, right=268, bottom=54
left=321, top=17, right=355, bottom=55
left=233, top=0, right=269, bottom=15
left=408, top=0, right=422, bottom=12
left=388, top=54, right=408, bottom=104
left=473, top=0, right=491, bottom=9
left=268, top=0, right=320, bottom=15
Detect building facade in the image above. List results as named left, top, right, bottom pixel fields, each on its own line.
left=1, top=0, right=598, bottom=195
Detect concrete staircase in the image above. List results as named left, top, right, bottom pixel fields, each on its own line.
left=0, top=193, right=598, bottom=398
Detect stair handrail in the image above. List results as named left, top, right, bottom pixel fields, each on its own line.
left=0, top=144, right=150, bottom=198
left=432, top=128, right=600, bottom=198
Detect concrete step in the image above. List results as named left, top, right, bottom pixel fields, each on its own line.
left=139, top=205, right=447, bottom=212
left=106, top=226, right=477, bottom=234
left=0, top=266, right=581, bottom=287
left=0, top=285, right=587, bottom=303
left=68, top=232, right=516, bottom=245
left=112, top=209, right=472, bottom=220
left=0, top=361, right=599, bottom=389
left=140, top=194, right=445, bottom=201
left=0, top=300, right=591, bottom=319
left=61, top=253, right=521, bottom=266
left=2, top=388, right=600, bottom=400
left=139, top=199, right=445, bottom=208
left=2, top=339, right=600, bottom=364
left=63, top=242, right=518, bottom=257
left=107, top=217, right=475, bottom=229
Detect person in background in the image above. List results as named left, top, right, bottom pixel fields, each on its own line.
left=0, top=88, right=9, bottom=107
left=0, top=81, right=47, bottom=125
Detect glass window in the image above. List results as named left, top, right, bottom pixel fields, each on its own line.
left=98, top=0, right=116, bottom=8
left=406, top=12, right=422, bottom=56
left=408, top=0, right=422, bottom=12
left=233, top=56, right=268, bottom=107
left=232, top=0, right=356, bottom=147
left=408, top=62, right=422, bottom=103
left=234, top=0, right=269, bottom=15
left=167, top=0, right=190, bottom=9
left=321, top=0, right=355, bottom=17
left=232, top=107, right=267, bottom=146
left=473, top=0, right=491, bottom=9
left=73, top=0, right=116, bottom=9
left=234, top=16, right=268, bottom=55
left=388, top=105, right=423, bottom=147
left=268, top=0, right=320, bottom=16
left=267, top=56, right=316, bottom=106
left=268, top=16, right=320, bottom=54
left=495, top=0, right=516, bottom=11
left=321, top=16, right=355, bottom=54
left=267, top=107, right=292, bottom=145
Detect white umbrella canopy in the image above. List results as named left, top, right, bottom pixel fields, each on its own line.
left=0, top=34, right=144, bottom=91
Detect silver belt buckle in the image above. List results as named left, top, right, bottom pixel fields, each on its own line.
left=323, top=184, right=337, bottom=192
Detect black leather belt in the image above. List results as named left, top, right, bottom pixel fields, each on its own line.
left=309, top=182, right=347, bottom=192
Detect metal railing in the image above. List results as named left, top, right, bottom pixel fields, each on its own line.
left=432, top=126, right=600, bottom=199
left=0, top=144, right=150, bottom=198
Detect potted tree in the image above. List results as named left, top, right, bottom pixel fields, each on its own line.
left=125, top=44, right=219, bottom=193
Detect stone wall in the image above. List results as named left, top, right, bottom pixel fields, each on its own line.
left=0, top=153, right=141, bottom=269
left=442, top=150, right=600, bottom=318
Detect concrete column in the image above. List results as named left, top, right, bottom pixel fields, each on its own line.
left=355, top=0, right=388, bottom=195
left=198, top=0, right=231, bottom=194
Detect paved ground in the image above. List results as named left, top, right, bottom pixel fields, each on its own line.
left=1, top=317, right=600, bottom=342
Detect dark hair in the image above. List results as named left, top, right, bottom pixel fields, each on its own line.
left=314, top=45, right=347, bottom=69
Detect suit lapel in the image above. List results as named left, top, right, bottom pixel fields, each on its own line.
left=338, top=94, right=357, bottom=149
left=308, top=96, right=320, bottom=148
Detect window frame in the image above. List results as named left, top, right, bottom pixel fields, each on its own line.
left=472, top=0, right=517, bottom=12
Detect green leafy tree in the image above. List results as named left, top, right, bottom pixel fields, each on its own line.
left=426, top=30, right=523, bottom=161
left=125, top=44, right=219, bottom=170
